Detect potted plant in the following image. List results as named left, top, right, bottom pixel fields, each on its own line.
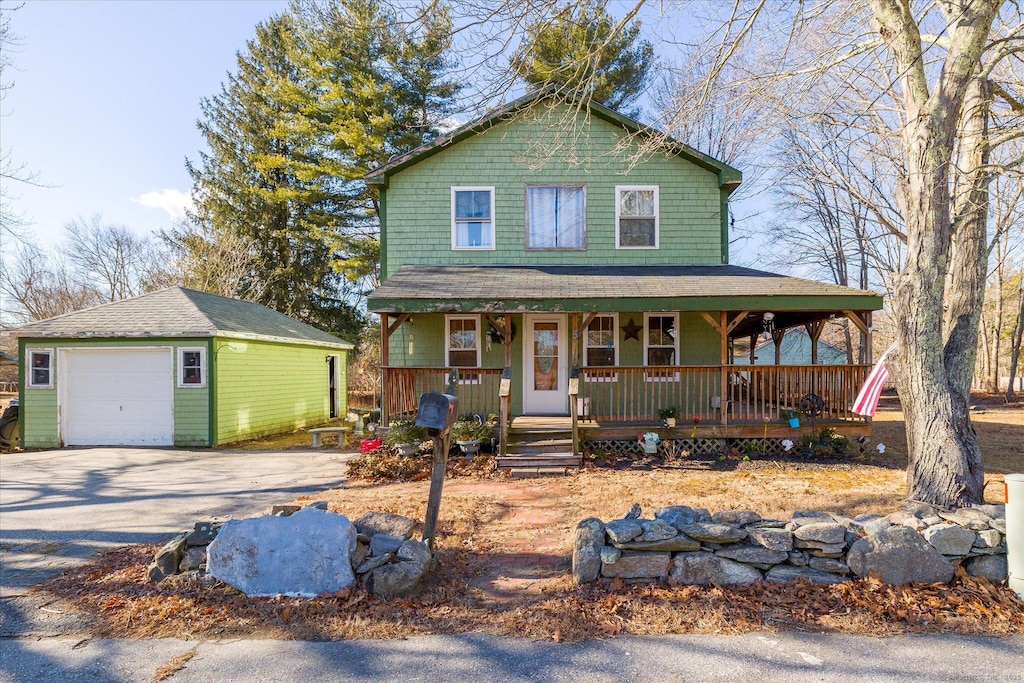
left=383, top=420, right=427, bottom=456
left=657, top=406, right=680, bottom=427
left=450, top=414, right=495, bottom=456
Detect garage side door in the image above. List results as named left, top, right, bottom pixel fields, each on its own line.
left=63, top=349, right=174, bottom=446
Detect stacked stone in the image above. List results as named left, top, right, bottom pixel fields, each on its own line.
left=149, top=506, right=434, bottom=598
left=572, top=502, right=1009, bottom=587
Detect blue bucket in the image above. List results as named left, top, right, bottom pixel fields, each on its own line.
left=788, top=417, right=800, bottom=429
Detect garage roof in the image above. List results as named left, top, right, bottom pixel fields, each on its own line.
left=11, top=287, right=353, bottom=348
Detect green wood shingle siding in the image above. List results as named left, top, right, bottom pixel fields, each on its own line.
left=17, top=337, right=211, bottom=448
left=213, top=339, right=347, bottom=445
left=383, top=104, right=724, bottom=278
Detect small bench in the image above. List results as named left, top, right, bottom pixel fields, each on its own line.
left=308, top=426, right=352, bottom=448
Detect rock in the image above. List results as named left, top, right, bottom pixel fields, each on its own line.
left=179, top=547, right=207, bottom=572
left=712, top=510, right=761, bottom=526
left=965, top=555, right=1008, bottom=583
left=970, top=504, right=1004, bottom=519
left=639, top=519, right=678, bottom=542
left=572, top=518, right=605, bottom=584
left=354, top=512, right=417, bottom=540
left=990, top=519, right=1006, bottom=534
left=748, top=528, right=793, bottom=552
left=366, top=560, right=426, bottom=597
left=974, top=529, right=1002, bottom=549
left=791, top=510, right=835, bottom=524
left=787, top=551, right=808, bottom=566
left=766, top=565, right=849, bottom=585
left=148, top=535, right=186, bottom=582
left=605, top=519, right=643, bottom=544
left=179, top=570, right=219, bottom=588
left=615, top=535, right=701, bottom=552
left=397, top=539, right=431, bottom=568
left=854, top=513, right=885, bottom=523
left=271, top=504, right=302, bottom=516
left=793, top=522, right=845, bottom=545
left=622, top=503, right=643, bottom=519
left=185, top=522, right=218, bottom=547
left=846, top=526, right=954, bottom=585
left=600, top=551, right=671, bottom=579
left=601, top=546, right=621, bottom=565
left=655, top=505, right=698, bottom=528
left=793, top=539, right=846, bottom=555
left=306, top=500, right=329, bottom=510
left=207, top=507, right=357, bottom=597
left=808, top=557, right=850, bottom=574
left=714, top=545, right=788, bottom=569
left=904, top=502, right=936, bottom=518
left=694, top=508, right=713, bottom=523
left=922, top=524, right=977, bottom=556
left=356, top=553, right=392, bottom=574
left=670, top=552, right=762, bottom=586
left=679, top=522, right=747, bottom=544
left=936, top=509, right=990, bottom=530
left=351, top=541, right=369, bottom=569
left=860, top=517, right=892, bottom=536
left=370, top=533, right=405, bottom=556
left=921, top=515, right=943, bottom=526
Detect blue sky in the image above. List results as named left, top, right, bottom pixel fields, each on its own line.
left=3, top=0, right=288, bottom=246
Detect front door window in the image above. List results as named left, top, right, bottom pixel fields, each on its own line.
left=533, top=322, right=559, bottom=391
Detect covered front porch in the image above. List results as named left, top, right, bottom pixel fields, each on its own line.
left=369, top=265, right=883, bottom=453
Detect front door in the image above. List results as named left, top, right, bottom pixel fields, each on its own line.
left=523, top=314, right=567, bottom=414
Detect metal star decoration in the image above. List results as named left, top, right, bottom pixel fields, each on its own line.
left=622, top=318, right=642, bottom=341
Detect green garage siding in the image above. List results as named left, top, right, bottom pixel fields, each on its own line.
left=17, top=337, right=211, bottom=449
left=213, top=338, right=347, bottom=445
left=383, top=102, right=725, bottom=278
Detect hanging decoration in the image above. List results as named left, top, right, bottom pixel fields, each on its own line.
left=621, top=318, right=642, bottom=341
left=762, top=312, right=775, bottom=341
left=487, top=318, right=516, bottom=345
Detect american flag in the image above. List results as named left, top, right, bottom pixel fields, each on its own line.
left=852, top=343, right=898, bottom=417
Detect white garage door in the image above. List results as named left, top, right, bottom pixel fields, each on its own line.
left=63, top=348, right=174, bottom=446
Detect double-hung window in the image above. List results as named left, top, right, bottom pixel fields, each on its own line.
left=451, top=187, right=494, bottom=249
left=27, top=349, right=53, bottom=388
left=644, top=313, right=679, bottom=381
left=178, top=347, right=206, bottom=388
left=584, top=314, right=618, bottom=381
left=616, top=186, right=659, bottom=248
left=446, top=315, right=481, bottom=384
left=526, top=184, right=585, bottom=249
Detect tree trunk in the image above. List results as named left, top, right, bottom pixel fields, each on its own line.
left=1007, top=283, right=1024, bottom=402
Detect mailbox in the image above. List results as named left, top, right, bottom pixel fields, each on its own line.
left=415, top=391, right=458, bottom=436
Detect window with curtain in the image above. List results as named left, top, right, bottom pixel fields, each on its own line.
left=526, top=185, right=585, bottom=249
left=451, top=187, right=494, bottom=249
left=645, top=314, right=678, bottom=365
left=585, top=314, right=618, bottom=382
left=617, top=186, right=659, bottom=248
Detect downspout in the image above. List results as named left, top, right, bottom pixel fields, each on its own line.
left=208, top=337, right=217, bottom=447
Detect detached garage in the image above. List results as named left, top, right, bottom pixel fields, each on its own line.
left=13, top=287, right=353, bottom=448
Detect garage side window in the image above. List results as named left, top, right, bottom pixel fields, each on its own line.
left=28, top=349, right=53, bottom=388
left=178, top=347, right=206, bottom=388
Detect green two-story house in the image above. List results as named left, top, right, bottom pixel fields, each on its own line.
left=366, top=92, right=882, bottom=452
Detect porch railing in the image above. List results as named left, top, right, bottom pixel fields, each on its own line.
left=382, top=366, right=502, bottom=425
left=578, top=364, right=871, bottom=423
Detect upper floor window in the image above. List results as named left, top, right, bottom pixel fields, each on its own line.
left=178, top=347, right=206, bottom=388
left=616, top=186, right=659, bottom=249
left=451, top=187, right=494, bottom=250
left=526, top=184, right=585, bottom=249
left=28, top=349, right=53, bottom=388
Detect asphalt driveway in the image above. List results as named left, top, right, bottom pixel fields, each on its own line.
left=0, top=446, right=351, bottom=595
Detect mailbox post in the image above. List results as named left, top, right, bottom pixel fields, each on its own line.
left=415, top=390, right=458, bottom=552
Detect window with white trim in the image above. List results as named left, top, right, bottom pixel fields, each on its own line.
left=526, top=184, right=586, bottom=249
left=446, top=315, right=481, bottom=383
left=584, top=314, right=618, bottom=381
left=177, top=347, right=206, bottom=388
left=644, top=313, right=679, bottom=380
left=451, top=187, right=495, bottom=249
left=616, top=185, right=659, bottom=248
left=27, top=349, right=53, bottom=388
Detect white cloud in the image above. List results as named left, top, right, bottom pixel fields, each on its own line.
left=133, top=188, right=192, bottom=220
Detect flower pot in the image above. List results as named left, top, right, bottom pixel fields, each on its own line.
left=395, top=443, right=419, bottom=457
left=665, top=418, right=676, bottom=428
left=788, top=417, right=800, bottom=429
left=456, top=440, right=481, bottom=457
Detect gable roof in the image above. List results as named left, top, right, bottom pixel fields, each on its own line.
left=364, top=90, right=743, bottom=192
left=11, top=287, right=352, bottom=348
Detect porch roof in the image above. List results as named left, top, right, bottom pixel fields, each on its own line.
left=368, top=265, right=883, bottom=318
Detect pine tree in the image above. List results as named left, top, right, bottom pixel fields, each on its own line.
left=510, top=1, right=654, bottom=115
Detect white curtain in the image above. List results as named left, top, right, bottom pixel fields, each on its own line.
left=527, top=186, right=584, bottom=248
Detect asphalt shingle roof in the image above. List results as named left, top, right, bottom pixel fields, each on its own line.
left=12, top=287, right=352, bottom=347
left=368, top=265, right=882, bottom=310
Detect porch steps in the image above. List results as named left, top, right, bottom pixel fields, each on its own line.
left=500, top=416, right=582, bottom=475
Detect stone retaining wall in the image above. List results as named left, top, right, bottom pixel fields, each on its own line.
left=572, top=502, right=1008, bottom=587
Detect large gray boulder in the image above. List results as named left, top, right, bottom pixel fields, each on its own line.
left=601, top=551, right=671, bottom=579
left=572, top=518, right=605, bottom=584
left=964, top=555, right=1008, bottom=583
left=655, top=505, right=699, bottom=529
left=354, top=512, right=416, bottom=540
left=846, top=526, right=954, bottom=585
left=921, top=523, right=976, bottom=556
left=670, top=551, right=762, bottom=586
left=207, top=507, right=357, bottom=598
